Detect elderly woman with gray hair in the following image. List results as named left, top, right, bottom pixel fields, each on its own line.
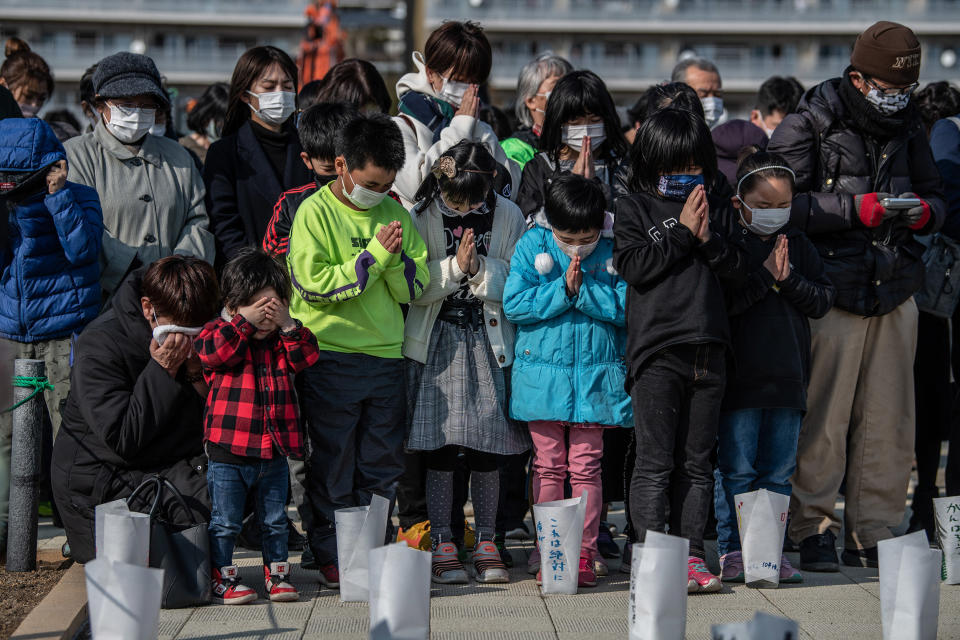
left=500, top=53, right=572, bottom=170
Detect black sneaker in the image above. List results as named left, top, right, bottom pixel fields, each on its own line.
left=493, top=535, right=514, bottom=568
left=799, top=531, right=839, bottom=572
left=841, top=546, right=878, bottom=568
left=597, top=522, right=621, bottom=559
left=287, top=518, right=306, bottom=551
left=783, top=535, right=799, bottom=552
left=300, top=544, right=318, bottom=571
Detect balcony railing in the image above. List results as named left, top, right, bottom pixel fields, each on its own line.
left=429, top=0, right=960, bottom=22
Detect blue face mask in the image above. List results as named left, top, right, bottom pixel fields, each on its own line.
left=657, top=173, right=705, bottom=201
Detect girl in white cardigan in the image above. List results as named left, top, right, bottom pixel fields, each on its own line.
left=403, top=142, right=529, bottom=585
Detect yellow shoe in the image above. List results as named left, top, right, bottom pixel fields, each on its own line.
left=397, top=520, right=432, bottom=551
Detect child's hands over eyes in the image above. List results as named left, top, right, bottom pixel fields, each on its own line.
left=237, top=297, right=270, bottom=327
left=376, top=221, right=403, bottom=254
left=572, top=137, right=595, bottom=180
left=679, top=184, right=706, bottom=237
left=456, top=228, right=479, bottom=276
left=264, top=298, right=297, bottom=332
left=565, top=255, right=583, bottom=297
left=456, top=84, right=480, bottom=119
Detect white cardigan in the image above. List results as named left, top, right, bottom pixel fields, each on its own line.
left=403, top=194, right=527, bottom=367
left=391, top=51, right=521, bottom=210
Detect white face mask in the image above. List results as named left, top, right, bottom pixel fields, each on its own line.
left=553, top=231, right=600, bottom=260
left=340, top=162, right=388, bottom=210
left=561, top=123, right=606, bottom=152
left=105, top=105, right=156, bottom=143
left=701, top=96, right=724, bottom=127
left=438, top=196, right=488, bottom=218
left=737, top=197, right=790, bottom=236
left=148, top=122, right=166, bottom=137
left=247, top=90, right=296, bottom=125
left=864, top=87, right=910, bottom=115
left=18, top=103, right=40, bottom=118
left=438, top=76, right=471, bottom=107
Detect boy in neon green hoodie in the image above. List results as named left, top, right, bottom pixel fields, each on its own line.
left=288, top=113, right=429, bottom=583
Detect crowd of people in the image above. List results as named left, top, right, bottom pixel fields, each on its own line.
left=0, top=17, right=956, bottom=605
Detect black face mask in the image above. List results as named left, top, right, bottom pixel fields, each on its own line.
left=314, top=173, right=338, bottom=186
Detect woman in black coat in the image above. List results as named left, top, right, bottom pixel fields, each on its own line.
left=52, top=255, right=220, bottom=563
left=203, top=46, right=311, bottom=264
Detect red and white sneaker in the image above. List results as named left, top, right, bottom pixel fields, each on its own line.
left=687, top=556, right=721, bottom=593
left=264, top=562, right=299, bottom=602
left=317, top=562, right=340, bottom=589
left=211, top=565, right=257, bottom=605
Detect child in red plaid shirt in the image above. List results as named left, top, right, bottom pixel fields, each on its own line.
left=195, top=248, right=320, bottom=605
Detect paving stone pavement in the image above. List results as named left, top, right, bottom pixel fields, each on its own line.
left=156, top=510, right=960, bottom=640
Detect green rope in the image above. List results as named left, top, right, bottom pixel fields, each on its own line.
left=3, top=376, right=54, bottom=413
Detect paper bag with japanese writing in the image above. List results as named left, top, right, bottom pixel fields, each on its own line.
left=735, top=489, right=789, bottom=587
left=933, top=495, right=960, bottom=584
left=532, top=490, right=587, bottom=595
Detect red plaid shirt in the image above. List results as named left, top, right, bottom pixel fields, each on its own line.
left=195, top=315, right=320, bottom=459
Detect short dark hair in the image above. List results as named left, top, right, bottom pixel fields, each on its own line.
left=754, top=76, right=803, bottom=117
left=298, top=80, right=324, bottom=111
left=335, top=112, right=405, bottom=173
left=735, top=150, right=796, bottom=197
left=414, top=140, right=497, bottom=211
left=311, top=59, right=391, bottom=114
left=299, top=102, right=360, bottom=161
left=540, top=70, right=629, bottom=163
left=629, top=107, right=717, bottom=194
left=645, top=82, right=705, bottom=121
left=43, top=109, right=80, bottom=132
left=915, top=81, right=960, bottom=133
left=78, top=64, right=97, bottom=106
left=141, top=255, right=220, bottom=327
left=545, top=174, right=606, bottom=233
left=424, top=21, right=492, bottom=84
left=186, top=82, right=229, bottom=136
left=220, top=248, right=291, bottom=311
left=478, top=104, right=512, bottom=139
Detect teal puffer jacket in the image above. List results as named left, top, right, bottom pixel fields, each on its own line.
left=503, top=220, right=632, bottom=427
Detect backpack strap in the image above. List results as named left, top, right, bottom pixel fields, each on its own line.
left=398, top=92, right=452, bottom=144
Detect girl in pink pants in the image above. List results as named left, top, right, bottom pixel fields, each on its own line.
left=502, top=174, right=633, bottom=587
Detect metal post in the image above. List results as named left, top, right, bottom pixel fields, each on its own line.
left=6, top=359, right=44, bottom=572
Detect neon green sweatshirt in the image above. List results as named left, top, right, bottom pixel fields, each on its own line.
left=287, top=185, right=429, bottom=358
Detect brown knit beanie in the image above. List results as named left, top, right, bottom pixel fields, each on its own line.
left=851, top=21, right=921, bottom=85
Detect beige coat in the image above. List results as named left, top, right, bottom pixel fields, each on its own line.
left=403, top=194, right=527, bottom=367
left=65, top=123, right=215, bottom=296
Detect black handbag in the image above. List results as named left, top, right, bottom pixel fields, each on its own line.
left=127, top=474, right=212, bottom=609
left=914, top=232, right=960, bottom=319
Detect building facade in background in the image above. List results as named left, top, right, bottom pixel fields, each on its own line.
left=424, top=0, right=960, bottom=116
left=1, top=0, right=405, bottom=123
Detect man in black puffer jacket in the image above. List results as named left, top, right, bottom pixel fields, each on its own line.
left=768, top=21, right=945, bottom=573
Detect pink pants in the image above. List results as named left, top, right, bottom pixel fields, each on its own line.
left=528, top=420, right=605, bottom=559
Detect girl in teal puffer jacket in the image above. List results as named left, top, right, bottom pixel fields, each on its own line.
left=503, top=174, right=631, bottom=588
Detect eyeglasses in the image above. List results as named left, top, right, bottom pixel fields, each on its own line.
left=861, top=74, right=919, bottom=97
left=535, top=91, right=552, bottom=99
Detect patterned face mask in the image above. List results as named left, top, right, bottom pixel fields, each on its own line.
left=657, top=173, right=705, bottom=201
left=864, top=87, right=910, bottom=115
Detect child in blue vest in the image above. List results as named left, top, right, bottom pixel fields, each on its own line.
left=504, top=174, right=632, bottom=588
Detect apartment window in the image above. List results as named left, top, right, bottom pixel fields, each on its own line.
left=75, top=31, right=97, bottom=50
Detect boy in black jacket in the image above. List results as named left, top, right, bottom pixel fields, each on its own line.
left=714, top=151, right=835, bottom=584
left=613, top=107, right=747, bottom=593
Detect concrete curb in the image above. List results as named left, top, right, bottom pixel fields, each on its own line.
left=11, top=561, right=87, bottom=640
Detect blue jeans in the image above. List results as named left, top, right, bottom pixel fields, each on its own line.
left=714, top=408, right=802, bottom=557
left=208, top=456, right=289, bottom=569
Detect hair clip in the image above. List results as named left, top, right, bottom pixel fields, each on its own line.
left=431, top=156, right=458, bottom=180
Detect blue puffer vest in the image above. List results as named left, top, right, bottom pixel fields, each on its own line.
left=0, top=119, right=103, bottom=342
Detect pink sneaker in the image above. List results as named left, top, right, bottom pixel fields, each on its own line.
left=578, top=556, right=597, bottom=588
left=687, top=556, right=721, bottom=593
left=720, top=551, right=744, bottom=582
left=780, top=554, right=802, bottom=583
